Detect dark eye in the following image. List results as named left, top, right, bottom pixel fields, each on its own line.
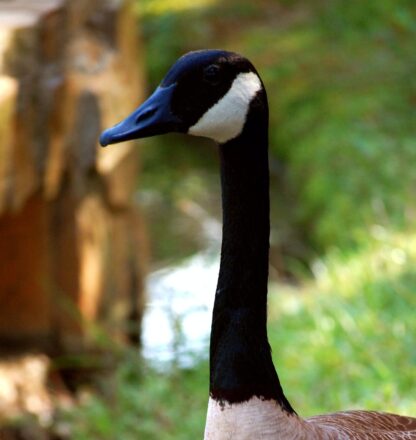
left=203, top=64, right=221, bottom=83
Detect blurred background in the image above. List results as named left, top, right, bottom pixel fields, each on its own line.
left=0, top=0, right=415, bottom=438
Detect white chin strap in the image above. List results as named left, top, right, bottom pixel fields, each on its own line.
left=188, top=72, right=262, bottom=144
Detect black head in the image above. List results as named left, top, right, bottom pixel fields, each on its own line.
left=99, top=50, right=266, bottom=146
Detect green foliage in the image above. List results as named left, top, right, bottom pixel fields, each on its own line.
left=262, top=0, right=416, bottom=249
left=138, top=136, right=220, bottom=263
left=269, top=229, right=416, bottom=415
left=65, top=353, right=209, bottom=440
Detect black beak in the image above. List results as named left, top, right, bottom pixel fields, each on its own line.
left=99, top=84, right=181, bottom=147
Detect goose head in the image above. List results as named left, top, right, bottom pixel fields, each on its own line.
left=99, top=50, right=265, bottom=146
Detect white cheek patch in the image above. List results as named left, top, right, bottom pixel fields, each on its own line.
left=188, top=72, right=262, bottom=144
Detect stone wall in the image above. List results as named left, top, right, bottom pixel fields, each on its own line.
left=0, top=0, right=147, bottom=354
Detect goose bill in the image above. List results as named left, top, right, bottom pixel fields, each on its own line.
left=99, top=83, right=181, bottom=147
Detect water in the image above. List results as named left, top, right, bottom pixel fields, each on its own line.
left=141, top=249, right=220, bottom=367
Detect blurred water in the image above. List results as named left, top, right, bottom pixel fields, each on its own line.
left=142, top=249, right=219, bottom=367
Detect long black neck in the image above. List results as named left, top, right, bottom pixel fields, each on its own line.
left=209, top=94, right=294, bottom=413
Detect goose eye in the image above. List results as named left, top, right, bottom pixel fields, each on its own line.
left=203, top=64, right=221, bottom=84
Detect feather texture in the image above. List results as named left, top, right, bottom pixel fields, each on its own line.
left=205, top=397, right=416, bottom=439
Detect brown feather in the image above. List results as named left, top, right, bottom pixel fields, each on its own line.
left=308, top=410, right=416, bottom=439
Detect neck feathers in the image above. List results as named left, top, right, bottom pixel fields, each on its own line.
left=209, top=99, right=294, bottom=413
left=205, top=397, right=305, bottom=440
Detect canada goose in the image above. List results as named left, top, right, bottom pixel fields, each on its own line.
left=100, top=50, right=416, bottom=439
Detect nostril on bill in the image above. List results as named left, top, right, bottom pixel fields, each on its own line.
left=136, top=107, right=157, bottom=124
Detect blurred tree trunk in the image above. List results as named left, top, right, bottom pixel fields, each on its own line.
left=0, top=0, right=147, bottom=355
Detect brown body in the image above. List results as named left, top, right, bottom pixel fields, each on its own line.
left=204, top=397, right=416, bottom=439
left=308, top=410, right=416, bottom=439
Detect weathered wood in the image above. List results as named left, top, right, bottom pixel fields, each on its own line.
left=0, top=0, right=147, bottom=353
